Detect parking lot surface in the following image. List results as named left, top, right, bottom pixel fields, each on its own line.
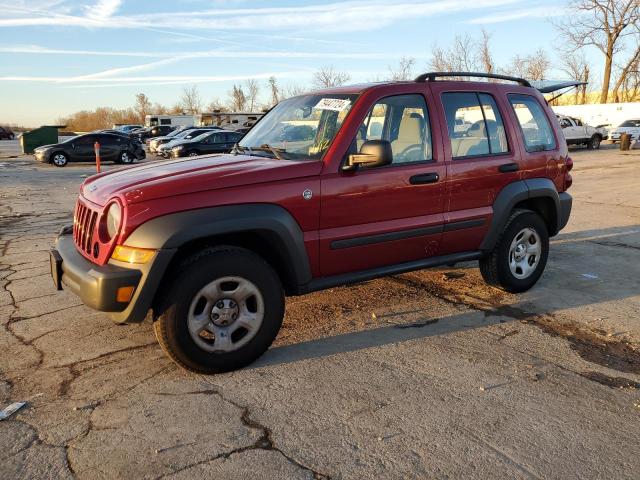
left=1, top=145, right=639, bottom=479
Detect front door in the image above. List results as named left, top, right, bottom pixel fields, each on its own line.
left=319, top=91, right=446, bottom=277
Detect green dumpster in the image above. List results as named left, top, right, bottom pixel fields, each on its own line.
left=20, top=125, right=66, bottom=154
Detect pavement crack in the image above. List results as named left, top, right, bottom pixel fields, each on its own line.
left=158, top=384, right=330, bottom=479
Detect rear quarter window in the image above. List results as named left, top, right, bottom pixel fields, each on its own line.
left=508, top=94, right=557, bottom=153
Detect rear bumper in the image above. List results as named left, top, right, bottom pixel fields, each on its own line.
left=52, top=229, right=175, bottom=323
left=558, top=192, right=572, bottom=232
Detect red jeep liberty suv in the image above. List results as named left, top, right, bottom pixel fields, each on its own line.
left=50, top=73, right=573, bottom=373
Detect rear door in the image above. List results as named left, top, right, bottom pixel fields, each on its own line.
left=319, top=90, right=447, bottom=276
left=71, top=135, right=98, bottom=162
left=432, top=85, right=521, bottom=255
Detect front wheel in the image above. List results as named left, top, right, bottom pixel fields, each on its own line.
left=187, top=151, right=199, bottom=157
left=479, top=209, right=549, bottom=293
left=51, top=152, right=68, bottom=167
left=153, top=246, right=285, bottom=374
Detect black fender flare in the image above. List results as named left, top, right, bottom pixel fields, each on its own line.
left=124, top=203, right=313, bottom=287
left=480, top=178, right=561, bottom=251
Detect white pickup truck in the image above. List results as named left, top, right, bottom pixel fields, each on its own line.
left=557, top=114, right=603, bottom=149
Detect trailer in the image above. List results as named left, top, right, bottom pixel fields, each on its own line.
left=196, top=112, right=264, bottom=128
left=144, top=114, right=197, bottom=128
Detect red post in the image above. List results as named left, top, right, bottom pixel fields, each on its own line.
left=94, top=141, right=101, bottom=173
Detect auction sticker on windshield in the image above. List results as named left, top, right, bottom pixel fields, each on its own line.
left=314, top=98, right=351, bottom=112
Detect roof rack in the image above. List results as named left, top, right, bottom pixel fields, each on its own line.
left=415, top=72, right=531, bottom=87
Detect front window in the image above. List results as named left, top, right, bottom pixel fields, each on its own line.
left=238, top=94, right=357, bottom=160
left=619, top=120, right=640, bottom=127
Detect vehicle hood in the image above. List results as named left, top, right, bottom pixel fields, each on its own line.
left=81, top=154, right=323, bottom=206
left=34, top=143, right=62, bottom=152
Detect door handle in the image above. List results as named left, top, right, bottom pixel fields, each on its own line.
left=498, top=163, right=519, bottom=173
left=409, top=172, right=439, bottom=185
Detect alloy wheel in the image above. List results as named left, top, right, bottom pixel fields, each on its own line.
left=187, top=276, right=265, bottom=353
left=508, top=227, right=541, bottom=279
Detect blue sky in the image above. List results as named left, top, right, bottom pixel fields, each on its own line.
left=0, top=0, right=593, bottom=126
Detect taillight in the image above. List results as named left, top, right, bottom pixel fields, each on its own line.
left=565, top=156, right=573, bottom=172
left=564, top=173, right=573, bottom=190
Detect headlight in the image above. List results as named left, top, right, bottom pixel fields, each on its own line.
left=173, top=145, right=185, bottom=151
left=105, top=202, right=122, bottom=240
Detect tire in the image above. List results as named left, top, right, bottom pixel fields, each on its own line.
left=153, top=246, right=285, bottom=374
left=119, top=151, right=134, bottom=164
left=51, top=152, right=68, bottom=167
left=9, top=134, right=14, bottom=140
left=587, top=135, right=601, bottom=150
left=187, top=151, right=199, bottom=157
left=479, top=209, right=549, bottom=293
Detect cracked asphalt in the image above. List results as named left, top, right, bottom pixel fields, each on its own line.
left=1, top=144, right=639, bottom=479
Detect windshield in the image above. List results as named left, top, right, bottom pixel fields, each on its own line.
left=238, top=94, right=357, bottom=160
left=619, top=120, right=640, bottom=128
left=190, top=131, right=214, bottom=142
left=167, top=126, right=188, bottom=138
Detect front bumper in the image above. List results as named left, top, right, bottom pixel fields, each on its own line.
left=34, top=150, right=50, bottom=163
left=51, top=229, right=175, bottom=323
left=558, top=192, right=572, bottom=232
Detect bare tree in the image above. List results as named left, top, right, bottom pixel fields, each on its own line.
left=245, top=79, right=260, bottom=112
left=526, top=49, right=551, bottom=81
left=229, top=84, right=247, bottom=111
left=267, top=76, right=279, bottom=107
left=388, top=56, right=416, bottom=81
left=612, top=42, right=640, bottom=101
left=503, top=50, right=550, bottom=81
left=180, top=85, right=202, bottom=114
left=562, top=54, right=591, bottom=103
left=280, top=82, right=307, bottom=99
left=479, top=29, right=494, bottom=74
left=429, top=34, right=480, bottom=73
left=555, top=0, right=639, bottom=103
left=312, top=65, right=351, bottom=89
left=207, top=98, right=227, bottom=112
left=134, top=93, right=151, bottom=123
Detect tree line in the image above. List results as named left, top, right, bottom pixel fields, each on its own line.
left=56, top=0, right=638, bottom=132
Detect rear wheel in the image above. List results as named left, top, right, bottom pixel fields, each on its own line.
left=479, top=209, right=549, bottom=293
left=51, top=152, right=68, bottom=167
left=587, top=135, right=601, bottom=150
left=153, top=246, right=284, bottom=374
left=119, top=151, right=134, bottom=164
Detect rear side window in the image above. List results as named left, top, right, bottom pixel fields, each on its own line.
left=442, top=92, right=508, bottom=159
left=160, top=119, right=171, bottom=125
left=508, top=94, right=557, bottom=152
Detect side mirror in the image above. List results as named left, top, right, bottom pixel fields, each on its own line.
left=343, top=140, right=393, bottom=172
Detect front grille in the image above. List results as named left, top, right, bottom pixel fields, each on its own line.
left=73, top=200, right=98, bottom=256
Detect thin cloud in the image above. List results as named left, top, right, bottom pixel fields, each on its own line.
left=466, top=5, right=566, bottom=24
left=0, top=0, right=521, bottom=32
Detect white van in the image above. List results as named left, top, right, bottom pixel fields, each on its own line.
left=144, top=115, right=196, bottom=128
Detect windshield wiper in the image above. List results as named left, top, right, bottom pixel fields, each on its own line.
left=233, top=143, right=285, bottom=159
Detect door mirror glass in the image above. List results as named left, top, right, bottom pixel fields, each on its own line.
left=343, top=140, right=393, bottom=171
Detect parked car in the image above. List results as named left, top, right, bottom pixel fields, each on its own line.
left=34, top=132, right=145, bottom=167
left=609, top=119, right=640, bottom=142
left=156, top=127, right=222, bottom=157
left=116, top=124, right=142, bottom=133
left=170, top=130, right=243, bottom=158
left=50, top=72, right=572, bottom=373
left=148, top=125, right=213, bottom=153
left=557, top=115, right=603, bottom=149
left=136, top=125, right=176, bottom=143
left=0, top=126, right=15, bottom=140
